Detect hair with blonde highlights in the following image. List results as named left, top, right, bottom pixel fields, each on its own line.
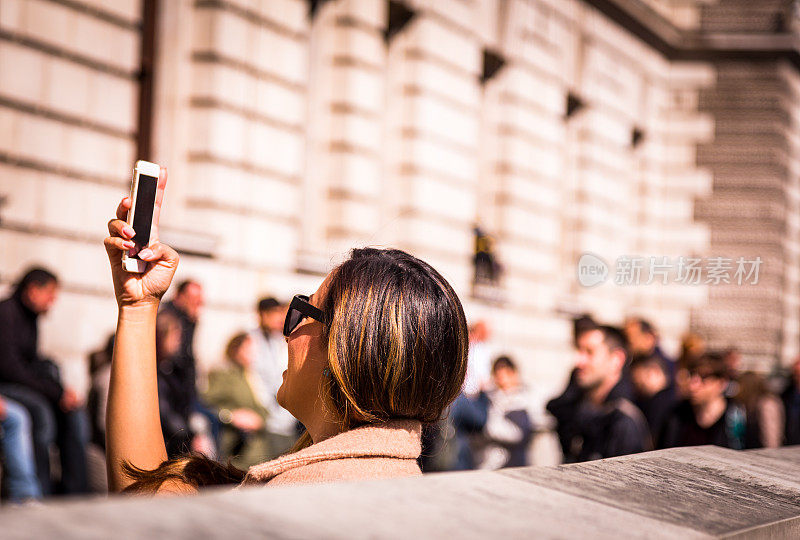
left=321, top=247, right=468, bottom=428
left=124, top=247, right=468, bottom=492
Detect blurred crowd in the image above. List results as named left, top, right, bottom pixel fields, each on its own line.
left=1, top=266, right=800, bottom=503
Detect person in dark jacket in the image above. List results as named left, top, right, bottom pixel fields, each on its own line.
left=0, top=268, right=89, bottom=494
left=156, top=312, right=202, bottom=457
left=630, top=353, right=676, bottom=446
left=660, top=352, right=746, bottom=449
left=548, top=325, right=649, bottom=463
left=159, top=280, right=203, bottom=416
left=625, top=317, right=676, bottom=386
left=781, top=356, right=800, bottom=446
left=159, top=280, right=219, bottom=451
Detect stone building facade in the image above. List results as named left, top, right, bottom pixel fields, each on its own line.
left=0, top=0, right=797, bottom=397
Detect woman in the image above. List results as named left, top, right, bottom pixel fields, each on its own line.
left=736, top=371, right=784, bottom=449
left=103, top=170, right=468, bottom=494
left=204, top=333, right=272, bottom=468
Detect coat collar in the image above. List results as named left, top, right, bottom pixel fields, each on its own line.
left=243, top=419, right=422, bottom=484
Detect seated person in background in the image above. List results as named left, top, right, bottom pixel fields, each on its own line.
left=87, top=335, right=115, bottom=449
left=0, top=267, right=89, bottom=495
left=660, top=352, right=746, bottom=449
left=630, top=354, right=675, bottom=447
left=473, top=356, right=534, bottom=469
left=205, top=333, right=271, bottom=468
left=0, top=394, right=42, bottom=503
left=156, top=313, right=214, bottom=458
left=448, top=321, right=494, bottom=471
left=736, top=371, right=784, bottom=449
left=549, top=325, right=649, bottom=463
left=249, top=297, right=298, bottom=459
left=782, top=356, right=800, bottom=446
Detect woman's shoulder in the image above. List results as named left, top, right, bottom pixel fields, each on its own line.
left=267, top=456, right=421, bottom=487
left=243, top=419, right=423, bottom=487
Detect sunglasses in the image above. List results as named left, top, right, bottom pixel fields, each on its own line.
left=283, top=294, right=326, bottom=337
left=687, top=371, right=720, bottom=382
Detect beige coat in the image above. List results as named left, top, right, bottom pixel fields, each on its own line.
left=242, top=419, right=422, bottom=486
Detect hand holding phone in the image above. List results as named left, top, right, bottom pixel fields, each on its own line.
left=104, top=163, right=179, bottom=309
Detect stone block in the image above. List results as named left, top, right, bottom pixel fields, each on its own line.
left=0, top=163, right=43, bottom=226
left=327, top=153, right=381, bottom=199
left=407, top=16, right=480, bottom=76
left=405, top=95, right=479, bottom=150
left=247, top=121, right=304, bottom=177
left=406, top=175, right=476, bottom=223
left=337, top=0, right=386, bottom=28
left=329, top=65, right=384, bottom=113
left=46, top=57, right=91, bottom=119
left=0, top=41, right=46, bottom=105
left=253, top=28, right=307, bottom=85
left=330, top=112, right=383, bottom=153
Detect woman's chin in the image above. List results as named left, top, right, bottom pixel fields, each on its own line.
left=276, top=383, right=286, bottom=408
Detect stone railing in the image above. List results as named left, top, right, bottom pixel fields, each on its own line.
left=2, top=445, right=799, bottom=538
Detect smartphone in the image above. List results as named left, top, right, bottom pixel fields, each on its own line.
left=122, top=160, right=161, bottom=273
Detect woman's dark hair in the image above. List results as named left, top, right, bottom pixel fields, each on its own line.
left=687, top=352, right=728, bottom=380
left=123, top=247, right=469, bottom=494
left=320, top=247, right=469, bottom=428
left=224, top=332, right=250, bottom=365
left=736, top=371, right=768, bottom=412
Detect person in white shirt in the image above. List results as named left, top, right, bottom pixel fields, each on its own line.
left=248, top=297, right=299, bottom=458
left=474, top=356, right=535, bottom=470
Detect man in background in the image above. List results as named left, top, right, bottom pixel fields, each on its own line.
left=250, top=297, right=297, bottom=457
left=0, top=268, right=89, bottom=494
left=549, top=325, right=649, bottom=462
left=160, top=280, right=218, bottom=454
left=160, top=280, right=204, bottom=411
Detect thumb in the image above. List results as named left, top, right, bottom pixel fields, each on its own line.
left=137, top=241, right=179, bottom=266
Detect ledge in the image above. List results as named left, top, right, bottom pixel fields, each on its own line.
left=582, top=0, right=800, bottom=71
left=2, top=445, right=799, bottom=538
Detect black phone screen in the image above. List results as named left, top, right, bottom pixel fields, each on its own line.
left=130, top=174, right=158, bottom=257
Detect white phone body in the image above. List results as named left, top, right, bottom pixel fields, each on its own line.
left=122, top=160, right=161, bottom=273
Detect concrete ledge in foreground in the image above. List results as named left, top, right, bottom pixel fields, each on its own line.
left=1, top=445, right=799, bottom=539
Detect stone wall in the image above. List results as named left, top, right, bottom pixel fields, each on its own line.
left=2, top=0, right=782, bottom=400
left=694, top=59, right=800, bottom=370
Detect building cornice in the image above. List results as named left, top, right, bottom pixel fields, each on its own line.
left=582, top=0, right=800, bottom=71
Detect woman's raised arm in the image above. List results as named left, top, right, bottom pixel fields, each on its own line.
left=103, top=167, right=179, bottom=492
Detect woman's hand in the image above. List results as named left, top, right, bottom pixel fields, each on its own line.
left=104, top=167, right=179, bottom=310
left=231, top=408, right=264, bottom=432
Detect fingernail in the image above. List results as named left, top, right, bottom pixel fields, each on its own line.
left=138, top=248, right=153, bottom=259
left=123, top=226, right=135, bottom=238
left=123, top=241, right=135, bottom=249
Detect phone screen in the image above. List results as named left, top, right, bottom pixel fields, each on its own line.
left=130, top=174, right=158, bottom=258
